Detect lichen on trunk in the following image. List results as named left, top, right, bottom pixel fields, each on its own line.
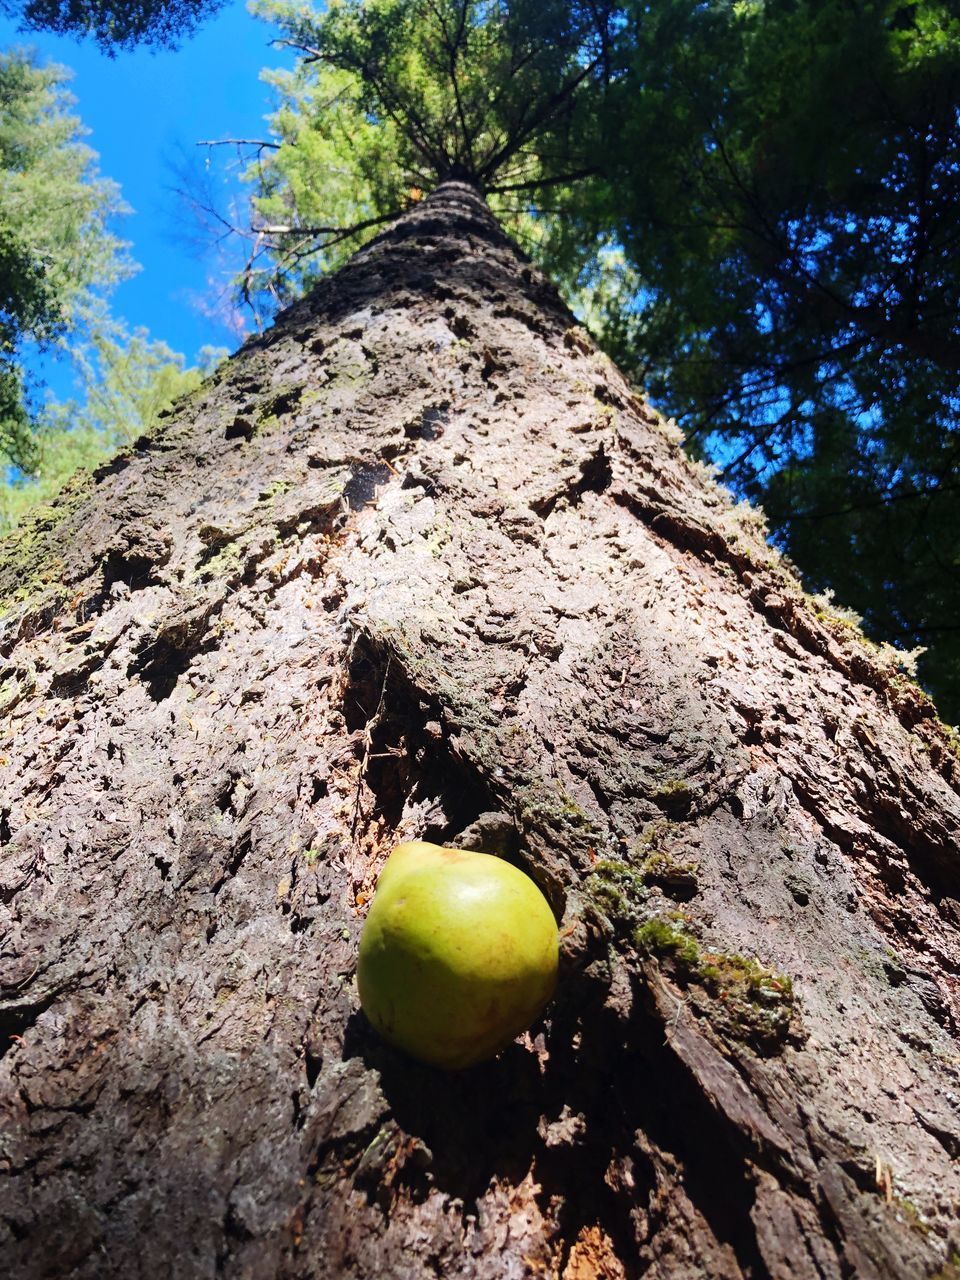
left=0, top=181, right=958, bottom=1279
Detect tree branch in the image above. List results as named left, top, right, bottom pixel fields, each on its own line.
left=487, top=167, right=599, bottom=196
left=196, top=138, right=281, bottom=151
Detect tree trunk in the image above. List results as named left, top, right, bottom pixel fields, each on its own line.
left=1, top=180, right=958, bottom=1280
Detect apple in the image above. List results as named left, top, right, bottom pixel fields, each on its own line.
left=357, top=840, right=559, bottom=1069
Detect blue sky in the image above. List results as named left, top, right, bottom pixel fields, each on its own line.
left=0, top=1, right=292, bottom=373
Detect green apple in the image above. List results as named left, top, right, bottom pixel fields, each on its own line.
left=357, top=840, right=559, bottom=1069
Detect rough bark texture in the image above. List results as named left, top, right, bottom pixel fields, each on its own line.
left=1, top=181, right=959, bottom=1279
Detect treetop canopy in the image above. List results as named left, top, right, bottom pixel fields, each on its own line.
left=1, top=0, right=225, bottom=49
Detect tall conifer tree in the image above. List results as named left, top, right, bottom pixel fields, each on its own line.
left=2, top=6, right=959, bottom=1277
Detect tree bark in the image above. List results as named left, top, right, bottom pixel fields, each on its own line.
left=1, top=180, right=958, bottom=1280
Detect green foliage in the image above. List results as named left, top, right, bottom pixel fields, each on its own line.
left=543, top=0, right=960, bottom=719
left=0, top=48, right=224, bottom=530
left=0, top=50, right=133, bottom=468
left=2, top=1, right=224, bottom=49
